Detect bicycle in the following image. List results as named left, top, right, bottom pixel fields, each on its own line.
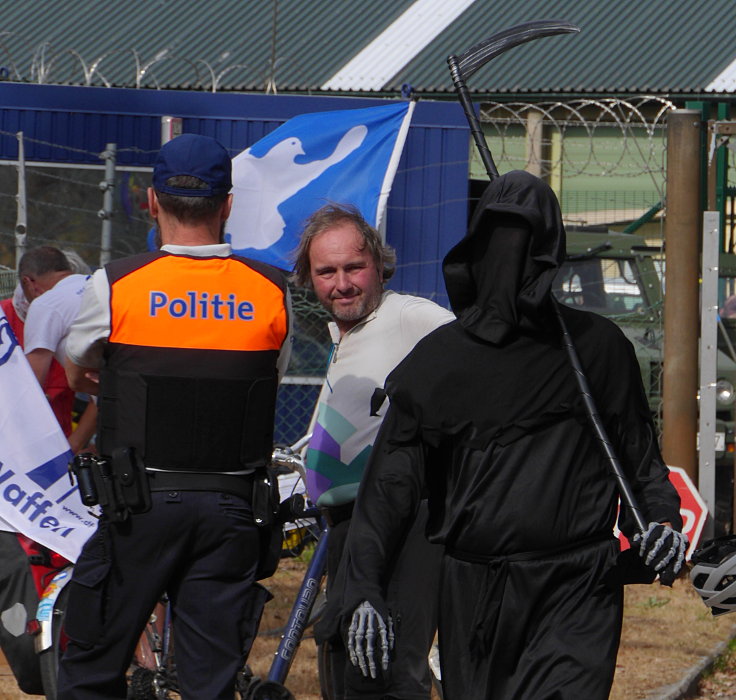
left=239, top=435, right=332, bottom=700
left=33, top=564, right=177, bottom=700
left=244, top=439, right=443, bottom=700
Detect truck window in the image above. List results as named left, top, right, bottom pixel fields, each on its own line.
left=553, top=258, right=645, bottom=314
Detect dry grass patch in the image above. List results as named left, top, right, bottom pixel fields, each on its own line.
left=612, top=578, right=736, bottom=699
left=2, top=563, right=735, bottom=700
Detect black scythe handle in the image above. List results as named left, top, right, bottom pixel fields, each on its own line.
left=447, top=54, right=499, bottom=179
left=447, top=20, right=580, bottom=182
left=553, top=302, right=648, bottom=534
left=448, top=22, right=647, bottom=532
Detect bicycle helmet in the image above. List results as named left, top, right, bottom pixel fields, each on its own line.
left=690, top=536, right=736, bottom=616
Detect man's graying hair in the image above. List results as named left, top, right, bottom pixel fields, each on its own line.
left=18, top=246, right=71, bottom=277
left=292, top=203, right=396, bottom=288
left=155, top=175, right=228, bottom=223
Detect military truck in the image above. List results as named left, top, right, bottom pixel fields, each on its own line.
left=553, top=228, right=736, bottom=533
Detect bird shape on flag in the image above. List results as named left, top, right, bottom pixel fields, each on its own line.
left=228, top=124, right=367, bottom=250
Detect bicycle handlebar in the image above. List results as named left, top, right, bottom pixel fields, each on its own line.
left=271, top=433, right=311, bottom=481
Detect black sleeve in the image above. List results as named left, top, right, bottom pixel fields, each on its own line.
left=339, top=398, right=426, bottom=621
left=595, top=327, right=682, bottom=535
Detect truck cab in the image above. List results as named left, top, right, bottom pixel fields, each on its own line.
left=553, top=228, right=736, bottom=533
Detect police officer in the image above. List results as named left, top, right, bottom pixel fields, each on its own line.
left=59, top=134, right=291, bottom=700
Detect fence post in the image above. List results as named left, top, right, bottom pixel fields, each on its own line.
left=15, top=132, right=27, bottom=270
left=525, top=109, right=548, bottom=178
left=661, top=110, right=702, bottom=481
left=525, top=110, right=563, bottom=198
left=98, top=143, right=116, bottom=267
left=699, top=211, right=719, bottom=536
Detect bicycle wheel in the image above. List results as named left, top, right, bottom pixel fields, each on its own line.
left=127, top=667, right=156, bottom=700
left=127, top=600, right=179, bottom=699
left=38, top=585, right=177, bottom=700
left=317, top=641, right=336, bottom=700
left=38, top=582, right=69, bottom=700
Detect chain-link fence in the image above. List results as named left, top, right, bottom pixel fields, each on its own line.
left=478, top=96, right=672, bottom=227
left=0, top=97, right=674, bottom=441
left=275, top=286, right=332, bottom=445
left=0, top=130, right=332, bottom=441
left=0, top=161, right=152, bottom=271
left=0, top=267, right=15, bottom=299
left=477, top=96, right=671, bottom=429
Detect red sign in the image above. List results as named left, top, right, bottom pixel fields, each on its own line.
left=616, top=466, right=708, bottom=559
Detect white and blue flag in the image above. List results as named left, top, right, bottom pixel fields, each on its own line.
left=226, top=101, right=415, bottom=269
left=0, top=309, right=95, bottom=562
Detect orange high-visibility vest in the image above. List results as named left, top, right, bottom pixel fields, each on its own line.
left=98, top=250, right=289, bottom=473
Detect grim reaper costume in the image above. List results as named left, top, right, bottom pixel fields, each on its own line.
left=340, top=171, right=682, bottom=699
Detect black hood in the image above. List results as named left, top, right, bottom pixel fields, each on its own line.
left=443, top=170, right=566, bottom=345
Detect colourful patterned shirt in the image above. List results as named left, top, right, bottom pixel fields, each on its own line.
left=305, top=291, right=453, bottom=506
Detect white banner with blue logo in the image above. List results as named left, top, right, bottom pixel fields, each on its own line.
left=0, top=308, right=95, bottom=562
left=226, top=101, right=415, bottom=269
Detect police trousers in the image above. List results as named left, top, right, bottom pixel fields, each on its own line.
left=58, top=490, right=265, bottom=700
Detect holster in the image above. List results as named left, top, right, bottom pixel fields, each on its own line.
left=251, top=467, right=279, bottom=527
left=72, top=448, right=152, bottom=523
left=110, top=447, right=152, bottom=517
left=253, top=466, right=283, bottom=580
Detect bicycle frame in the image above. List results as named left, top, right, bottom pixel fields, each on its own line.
left=267, top=521, right=328, bottom=684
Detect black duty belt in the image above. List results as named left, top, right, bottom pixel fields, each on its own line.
left=146, top=470, right=254, bottom=501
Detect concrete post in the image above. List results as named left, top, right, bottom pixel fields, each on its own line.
left=14, top=132, right=27, bottom=270
left=525, top=109, right=549, bottom=178
left=661, top=110, right=702, bottom=481
left=98, top=143, right=116, bottom=267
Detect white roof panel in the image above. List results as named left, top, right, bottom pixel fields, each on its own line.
left=321, top=0, right=476, bottom=90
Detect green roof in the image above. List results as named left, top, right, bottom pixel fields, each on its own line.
left=392, top=0, right=736, bottom=96
left=1, top=0, right=735, bottom=97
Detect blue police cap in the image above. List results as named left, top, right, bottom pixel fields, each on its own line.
left=153, top=134, right=232, bottom=197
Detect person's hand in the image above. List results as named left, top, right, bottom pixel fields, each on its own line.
left=347, top=601, right=394, bottom=679
left=631, top=521, right=688, bottom=586
left=68, top=432, right=87, bottom=455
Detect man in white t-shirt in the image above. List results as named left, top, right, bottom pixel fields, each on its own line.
left=292, top=203, right=454, bottom=700
left=19, top=246, right=95, bottom=453
left=21, top=246, right=88, bottom=384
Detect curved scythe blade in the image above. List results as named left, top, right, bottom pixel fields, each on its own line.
left=457, top=20, right=580, bottom=79
left=447, top=19, right=580, bottom=180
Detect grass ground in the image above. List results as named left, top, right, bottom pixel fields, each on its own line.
left=1, top=563, right=734, bottom=699
left=253, top=560, right=736, bottom=700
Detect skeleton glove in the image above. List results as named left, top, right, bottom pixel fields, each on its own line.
left=632, top=521, right=689, bottom=586
left=347, top=601, right=394, bottom=679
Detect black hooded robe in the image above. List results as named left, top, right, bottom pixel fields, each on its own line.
left=340, top=171, right=682, bottom=700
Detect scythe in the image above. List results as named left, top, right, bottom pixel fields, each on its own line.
left=447, top=20, right=579, bottom=181
left=447, top=21, right=652, bottom=536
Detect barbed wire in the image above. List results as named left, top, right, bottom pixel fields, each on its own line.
left=0, top=96, right=672, bottom=279
left=396, top=158, right=471, bottom=176
left=30, top=198, right=100, bottom=216
left=479, top=96, right=672, bottom=199
left=116, top=146, right=160, bottom=156
left=26, top=166, right=101, bottom=188
left=0, top=127, right=103, bottom=159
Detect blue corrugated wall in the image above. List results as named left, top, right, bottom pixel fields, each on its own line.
left=0, top=83, right=469, bottom=305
